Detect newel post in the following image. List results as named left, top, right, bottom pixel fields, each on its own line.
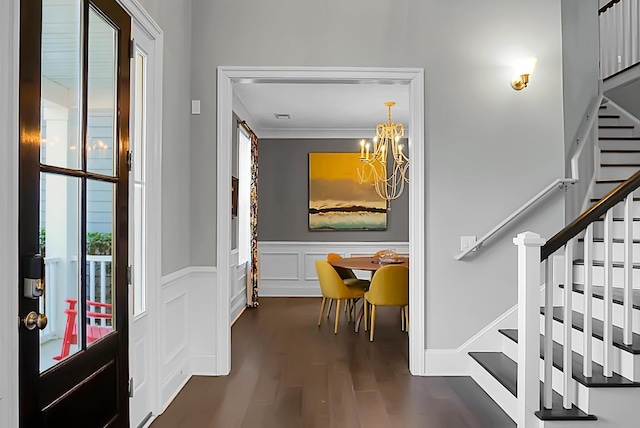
left=513, top=231, right=546, bottom=427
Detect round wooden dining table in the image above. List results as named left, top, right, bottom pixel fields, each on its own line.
left=329, top=256, right=409, bottom=271
left=328, top=256, right=409, bottom=333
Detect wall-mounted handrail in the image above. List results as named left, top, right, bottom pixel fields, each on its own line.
left=454, top=178, right=576, bottom=260
left=454, top=93, right=603, bottom=260
left=541, top=168, right=640, bottom=260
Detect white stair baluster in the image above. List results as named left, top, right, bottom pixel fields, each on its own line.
left=604, top=209, right=614, bottom=377
left=624, top=194, right=633, bottom=345
left=563, top=240, right=574, bottom=409
left=583, top=224, right=593, bottom=378
left=632, top=0, right=639, bottom=65
left=624, top=0, right=632, bottom=69
left=544, top=259, right=553, bottom=409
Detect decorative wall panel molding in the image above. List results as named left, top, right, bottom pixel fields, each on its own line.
left=258, top=241, right=409, bottom=297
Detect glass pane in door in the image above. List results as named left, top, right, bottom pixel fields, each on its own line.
left=39, top=173, right=81, bottom=372
left=40, top=0, right=82, bottom=170
left=86, top=180, right=116, bottom=346
left=86, top=7, right=118, bottom=176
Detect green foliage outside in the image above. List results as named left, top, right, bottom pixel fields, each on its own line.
left=39, top=229, right=112, bottom=256
left=86, top=232, right=112, bottom=255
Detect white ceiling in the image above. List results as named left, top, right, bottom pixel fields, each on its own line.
left=233, top=82, right=410, bottom=139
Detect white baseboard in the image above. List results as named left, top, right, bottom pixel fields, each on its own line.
left=191, top=355, right=218, bottom=376
left=160, top=359, right=191, bottom=412
left=257, top=241, right=409, bottom=297
left=424, top=304, right=518, bottom=376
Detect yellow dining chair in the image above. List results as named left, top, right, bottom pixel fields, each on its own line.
left=325, top=253, right=370, bottom=320
left=315, top=260, right=365, bottom=334
left=364, top=264, right=409, bottom=341
left=327, top=253, right=369, bottom=287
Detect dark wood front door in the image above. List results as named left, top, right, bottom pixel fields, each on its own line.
left=18, top=0, right=131, bottom=426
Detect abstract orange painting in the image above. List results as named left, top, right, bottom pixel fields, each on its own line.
left=308, top=152, right=387, bottom=230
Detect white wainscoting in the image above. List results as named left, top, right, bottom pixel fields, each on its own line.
left=159, top=266, right=217, bottom=410
left=257, top=241, right=410, bottom=297
left=230, top=250, right=248, bottom=324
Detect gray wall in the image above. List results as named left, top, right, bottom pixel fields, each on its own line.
left=190, top=0, right=568, bottom=349
left=606, top=80, right=640, bottom=119
left=258, top=138, right=409, bottom=242
left=137, top=0, right=193, bottom=275
left=560, top=0, right=600, bottom=221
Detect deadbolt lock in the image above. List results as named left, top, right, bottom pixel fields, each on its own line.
left=23, top=311, right=48, bottom=331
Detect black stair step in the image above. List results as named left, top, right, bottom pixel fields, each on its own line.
left=600, top=149, right=640, bottom=153
left=599, top=125, right=635, bottom=129
left=589, top=197, right=640, bottom=202
left=578, top=237, right=640, bottom=243
left=558, top=282, right=640, bottom=311
left=599, top=137, right=640, bottom=140
left=468, top=352, right=597, bottom=421
left=540, top=307, right=640, bottom=354
left=600, top=163, right=640, bottom=167
left=499, top=329, right=639, bottom=387
left=591, top=216, right=640, bottom=222
left=574, top=258, right=640, bottom=269
left=595, top=178, right=626, bottom=183
left=599, top=105, right=607, bottom=109
left=599, top=115, right=620, bottom=119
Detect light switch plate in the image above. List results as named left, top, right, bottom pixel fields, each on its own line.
left=191, top=100, right=201, bottom=115
left=461, top=236, right=477, bottom=252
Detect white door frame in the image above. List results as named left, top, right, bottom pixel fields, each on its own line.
left=0, top=0, right=20, bottom=425
left=116, top=0, right=164, bottom=420
left=216, top=67, right=426, bottom=375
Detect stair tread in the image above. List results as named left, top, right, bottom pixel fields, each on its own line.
left=599, top=137, right=640, bottom=140
left=600, top=164, right=640, bottom=167
left=578, top=237, right=640, bottom=243
left=595, top=178, right=626, bottom=183
left=599, top=125, right=635, bottom=129
left=468, top=352, right=597, bottom=420
left=599, top=115, right=621, bottom=118
left=540, top=307, right=640, bottom=354
left=591, top=217, right=640, bottom=222
left=499, top=329, right=639, bottom=387
left=589, top=197, right=640, bottom=202
left=600, top=149, right=640, bottom=153
left=559, top=282, right=640, bottom=311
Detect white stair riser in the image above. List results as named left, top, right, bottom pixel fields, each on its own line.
left=574, top=263, right=640, bottom=288
left=600, top=151, right=640, bottom=164
left=599, top=126, right=636, bottom=138
left=592, top=220, right=640, bottom=240
left=597, top=117, right=625, bottom=126
left=501, top=336, right=591, bottom=413
left=575, top=240, right=640, bottom=264
left=588, top=200, right=640, bottom=218
left=598, top=139, right=640, bottom=151
left=598, top=165, right=640, bottom=179
left=545, top=315, right=640, bottom=382
left=469, top=357, right=517, bottom=422
left=569, top=289, right=640, bottom=333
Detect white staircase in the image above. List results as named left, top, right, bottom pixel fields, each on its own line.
left=468, top=101, right=640, bottom=427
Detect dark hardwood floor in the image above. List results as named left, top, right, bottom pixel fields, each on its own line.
left=150, top=297, right=514, bottom=428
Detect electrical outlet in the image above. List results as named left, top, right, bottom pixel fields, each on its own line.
left=461, top=236, right=477, bottom=252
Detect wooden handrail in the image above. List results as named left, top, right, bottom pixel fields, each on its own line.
left=541, top=169, right=640, bottom=260
left=599, top=0, right=621, bottom=14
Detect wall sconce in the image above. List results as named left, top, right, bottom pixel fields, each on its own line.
left=511, top=58, right=537, bottom=90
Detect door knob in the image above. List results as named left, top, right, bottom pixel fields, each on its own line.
left=23, top=311, right=48, bottom=330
